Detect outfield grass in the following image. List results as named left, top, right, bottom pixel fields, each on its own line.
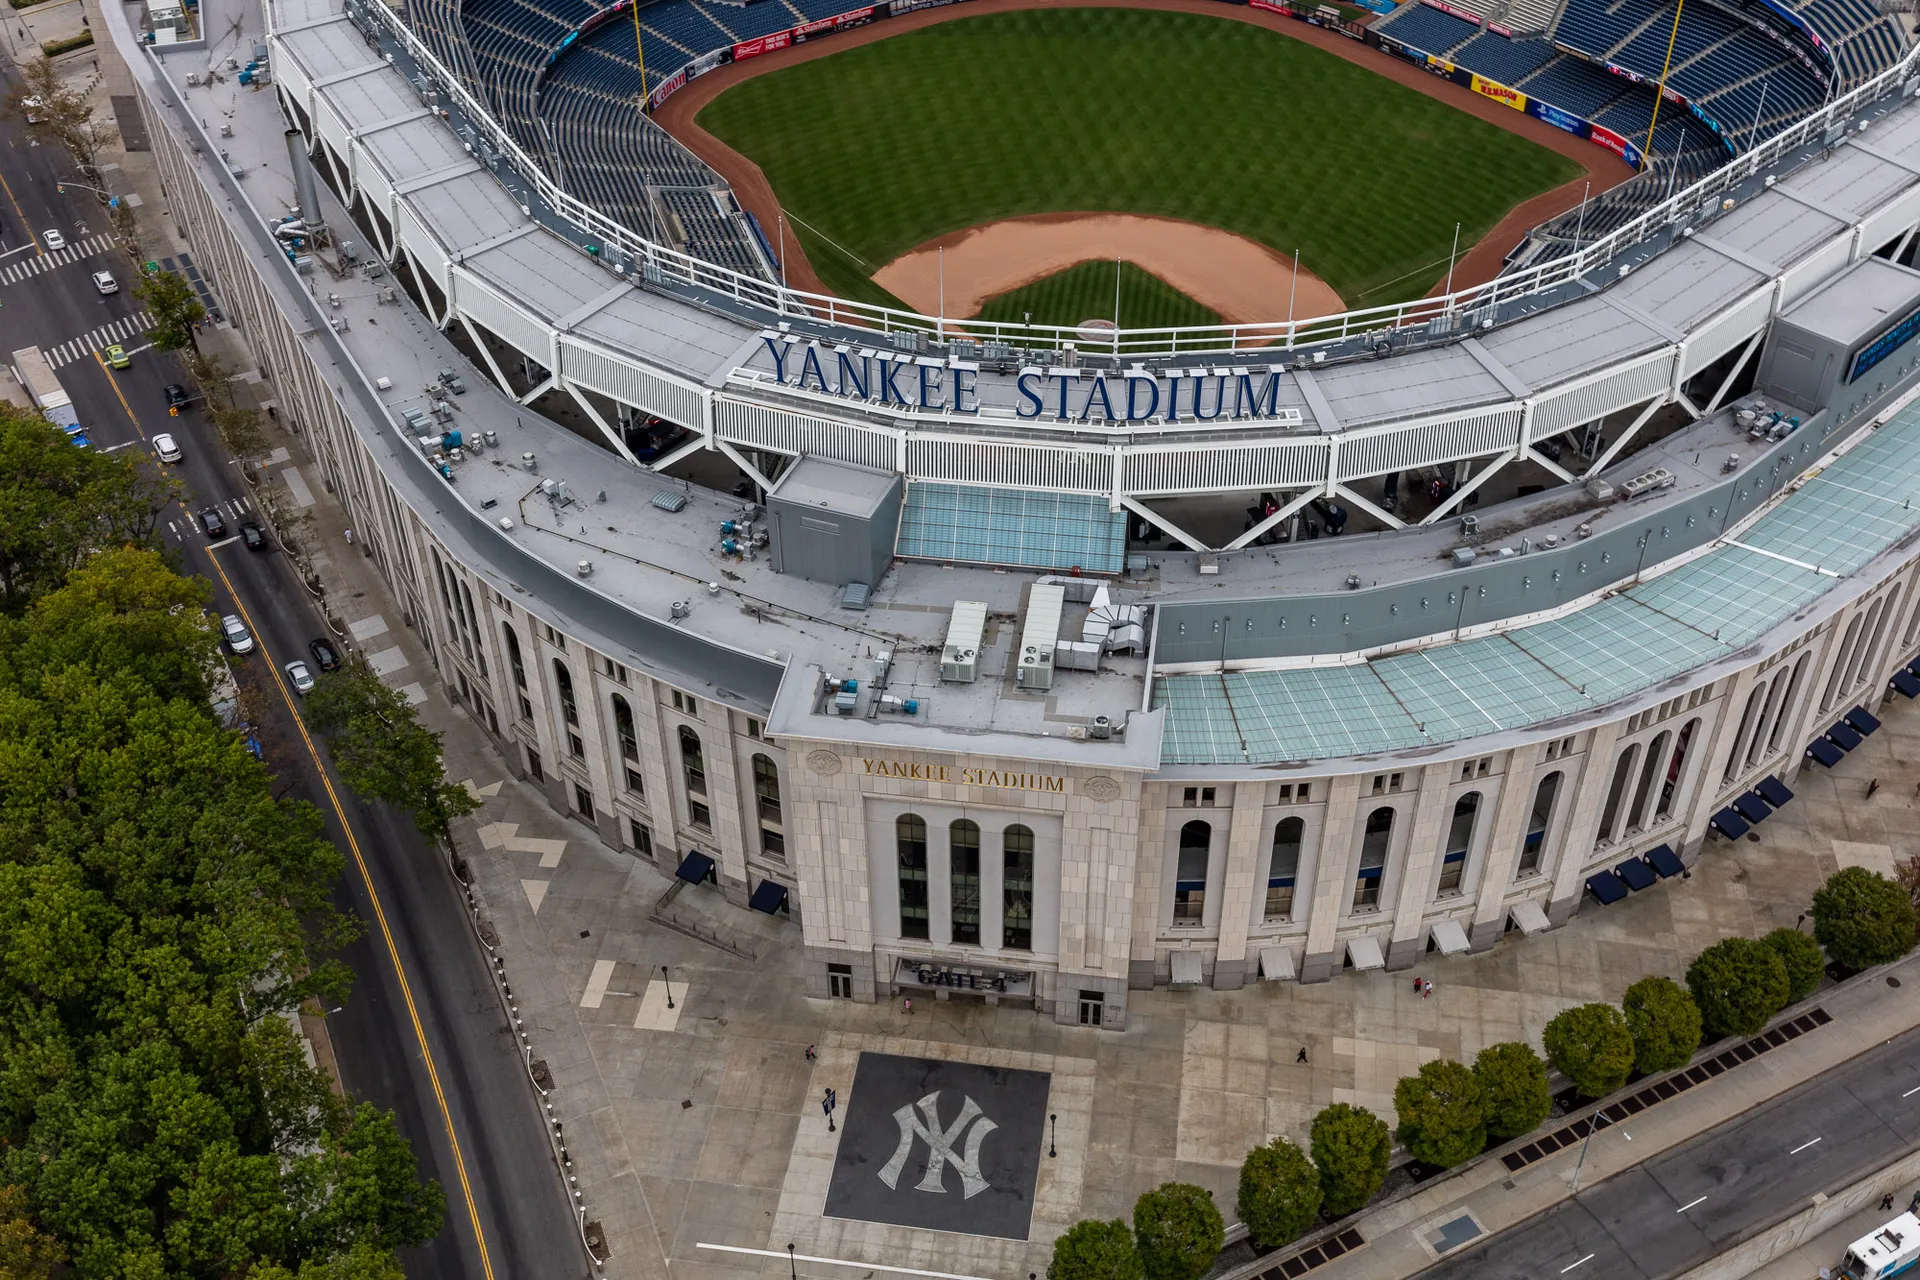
left=974, top=260, right=1221, bottom=330
left=697, top=7, right=1582, bottom=306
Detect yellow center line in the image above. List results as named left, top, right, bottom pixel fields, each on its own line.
left=0, top=164, right=44, bottom=257
left=98, top=369, right=497, bottom=1279
left=94, top=349, right=148, bottom=440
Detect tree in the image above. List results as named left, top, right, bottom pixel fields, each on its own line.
left=1236, top=1138, right=1322, bottom=1249
left=1394, top=1059, right=1486, bottom=1169
left=1544, top=1003, right=1635, bottom=1098
left=1472, top=1042, right=1551, bottom=1142
left=6, top=57, right=112, bottom=176
left=1896, top=853, right=1920, bottom=914
left=1047, top=1219, right=1144, bottom=1280
left=136, top=268, right=206, bottom=354
left=1687, top=937, right=1790, bottom=1038
left=0, top=1186, right=64, bottom=1279
left=305, top=655, right=480, bottom=849
left=1131, top=1183, right=1224, bottom=1280
left=1763, top=928, right=1825, bottom=1003
left=1621, top=976, right=1702, bottom=1075
left=1811, top=866, right=1918, bottom=971
left=1310, top=1103, right=1390, bottom=1216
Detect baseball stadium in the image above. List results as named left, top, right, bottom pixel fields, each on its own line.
left=115, top=0, right=1920, bottom=1039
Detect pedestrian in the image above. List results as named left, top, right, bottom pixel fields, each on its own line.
left=1424, top=978, right=1434, bottom=998
left=1881, top=1192, right=1896, bottom=1212
left=804, top=1044, right=816, bottom=1062
left=902, top=996, right=912, bottom=1015
left=1910, top=1188, right=1919, bottom=1215
left=344, top=528, right=353, bottom=544
left=1296, top=1047, right=1309, bottom=1065
left=1413, top=975, right=1423, bottom=996
left=1869, top=777, right=1881, bottom=798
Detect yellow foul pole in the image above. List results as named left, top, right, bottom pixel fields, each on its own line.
left=630, top=1, right=652, bottom=114
left=1642, top=0, right=1686, bottom=169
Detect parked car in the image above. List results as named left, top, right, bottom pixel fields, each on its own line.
left=240, top=522, right=267, bottom=551
left=41, top=229, right=65, bottom=251
left=283, top=660, right=315, bottom=695
left=220, top=614, right=253, bottom=654
left=92, top=271, right=118, bottom=295
left=199, top=507, right=227, bottom=538
left=104, top=344, right=130, bottom=369
left=309, top=638, right=341, bottom=671
left=152, top=432, right=182, bottom=463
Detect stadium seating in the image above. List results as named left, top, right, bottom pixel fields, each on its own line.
left=1451, top=31, right=1557, bottom=82
left=1374, top=1, right=1483, bottom=52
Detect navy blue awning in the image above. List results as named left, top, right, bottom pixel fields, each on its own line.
left=1807, top=738, right=1846, bottom=768
left=1908, top=656, right=1920, bottom=679
left=1586, top=871, right=1629, bottom=904
left=1827, top=721, right=1863, bottom=751
left=748, top=879, right=789, bottom=914
left=1846, top=705, right=1882, bottom=736
left=1757, top=775, right=1794, bottom=808
left=1616, top=858, right=1657, bottom=891
left=675, top=851, right=716, bottom=884
left=1893, top=669, right=1920, bottom=699
left=1711, top=808, right=1751, bottom=840
left=1733, top=793, right=1773, bottom=824
left=1646, top=845, right=1685, bottom=878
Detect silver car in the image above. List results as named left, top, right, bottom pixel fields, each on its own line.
left=220, top=613, right=254, bottom=654
left=283, top=659, right=315, bottom=694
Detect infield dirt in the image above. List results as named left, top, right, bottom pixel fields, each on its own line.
left=656, top=0, right=1633, bottom=313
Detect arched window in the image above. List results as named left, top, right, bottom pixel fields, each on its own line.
left=1823, top=614, right=1865, bottom=711
left=1854, top=592, right=1897, bottom=689
left=1903, top=588, right=1920, bottom=649
left=1766, top=654, right=1812, bottom=753
left=897, top=815, right=929, bottom=940
left=752, top=754, right=781, bottom=823
left=1174, top=820, right=1210, bottom=922
left=1266, top=817, right=1303, bottom=921
left=1438, top=793, right=1479, bottom=896
left=1598, top=745, right=1638, bottom=842
left=503, top=621, right=526, bottom=689
left=1658, top=718, right=1698, bottom=818
left=553, top=659, right=578, bottom=726
left=612, top=693, right=638, bottom=761
left=1725, top=682, right=1768, bottom=781
left=1353, top=807, right=1393, bottom=911
left=1518, top=772, right=1559, bottom=876
left=950, top=820, right=981, bottom=944
left=1003, top=825, right=1034, bottom=950
left=1630, top=731, right=1669, bottom=830
left=678, top=725, right=706, bottom=797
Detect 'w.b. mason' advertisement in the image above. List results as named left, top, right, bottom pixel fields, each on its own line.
left=825, top=1054, right=1051, bottom=1239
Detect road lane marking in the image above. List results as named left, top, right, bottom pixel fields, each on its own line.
left=93, top=349, right=148, bottom=441
left=1789, top=1137, right=1822, bottom=1154
left=101, top=440, right=137, bottom=452
left=204, top=535, right=240, bottom=550
left=1903, top=1085, right=1920, bottom=1098
left=698, top=1244, right=996, bottom=1280
left=0, top=164, right=39, bottom=257
left=1677, top=1196, right=1707, bottom=1212
left=1560, top=1256, right=1595, bottom=1274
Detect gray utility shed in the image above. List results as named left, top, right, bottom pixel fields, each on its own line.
left=765, top=457, right=903, bottom=588
left=1761, top=255, right=1920, bottom=416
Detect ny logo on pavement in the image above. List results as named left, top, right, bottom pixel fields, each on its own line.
left=879, top=1091, right=998, bottom=1199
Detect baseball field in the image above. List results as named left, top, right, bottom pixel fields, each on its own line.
left=695, top=6, right=1585, bottom=319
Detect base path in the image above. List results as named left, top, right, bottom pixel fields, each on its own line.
left=655, top=0, right=1634, bottom=309
left=873, top=212, right=1346, bottom=325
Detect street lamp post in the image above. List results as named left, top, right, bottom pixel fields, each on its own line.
left=662, top=965, right=674, bottom=1009
left=1049, top=1113, right=1057, bottom=1158
left=788, top=1244, right=797, bottom=1280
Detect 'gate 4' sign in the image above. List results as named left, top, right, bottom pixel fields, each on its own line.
left=824, top=1053, right=1051, bottom=1239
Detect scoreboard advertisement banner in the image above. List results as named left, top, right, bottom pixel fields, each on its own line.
left=1470, top=73, right=1526, bottom=111
left=732, top=29, right=792, bottom=59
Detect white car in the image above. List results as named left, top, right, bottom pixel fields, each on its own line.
left=92, top=270, right=118, bottom=295
left=152, top=432, right=181, bottom=463
left=283, top=659, right=315, bottom=694
left=220, top=613, right=254, bottom=654
left=42, top=229, right=65, bottom=251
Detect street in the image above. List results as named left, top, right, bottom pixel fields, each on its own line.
left=0, top=75, right=584, bottom=1279
left=1418, top=1024, right=1920, bottom=1279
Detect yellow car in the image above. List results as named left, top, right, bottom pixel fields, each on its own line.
left=105, top=344, right=130, bottom=370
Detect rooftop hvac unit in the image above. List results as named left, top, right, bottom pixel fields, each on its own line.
left=1088, top=715, right=1114, bottom=740
left=1619, top=466, right=1676, bottom=499
left=1016, top=584, right=1067, bottom=691
left=941, top=600, right=988, bottom=683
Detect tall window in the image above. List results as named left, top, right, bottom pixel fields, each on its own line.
left=504, top=621, right=530, bottom=720
left=950, top=819, right=981, bottom=945
left=461, top=581, right=485, bottom=677
left=1659, top=718, right=1698, bottom=818
left=1725, top=682, right=1767, bottom=781
left=1517, top=772, right=1560, bottom=876
left=1003, top=825, right=1034, bottom=950
left=553, top=660, right=578, bottom=727
left=1766, top=654, right=1812, bottom=753
left=1597, top=745, right=1637, bottom=843
left=1855, top=591, right=1898, bottom=689
left=1438, top=793, right=1478, bottom=896
left=897, top=815, right=929, bottom=939
left=753, top=755, right=784, bottom=860
left=1266, top=817, right=1302, bottom=921
left=1174, top=820, right=1210, bottom=922
left=1823, top=614, right=1865, bottom=711
left=679, top=726, right=707, bottom=830
left=612, top=693, right=638, bottom=761
left=1353, top=807, right=1392, bottom=910
left=1630, top=731, right=1669, bottom=830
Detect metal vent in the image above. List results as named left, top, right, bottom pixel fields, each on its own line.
left=650, top=491, right=687, bottom=513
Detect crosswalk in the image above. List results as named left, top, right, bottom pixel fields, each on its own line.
left=47, top=313, right=156, bottom=369
left=0, top=234, right=115, bottom=286
left=165, top=493, right=255, bottom=542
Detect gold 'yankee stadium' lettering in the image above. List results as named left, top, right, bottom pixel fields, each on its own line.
left=862, top=758, right=1065, bottom=793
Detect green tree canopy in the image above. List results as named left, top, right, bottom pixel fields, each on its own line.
left=1132, top=1183, right=1224, bottom=1280
left=1310, top=1103, right=1390, bottom=1216
left=1811, top=867, right=1918, bottom=971
left=1687, top=937, right=1789, bottom=1038
left=1620, top=976, right=1702, bottom=1075
left=7, top=56, right=112, bottom=175
left=1763, top=928, right=1825, bottom=1003
left=305, top=655, right=479, bottom=848
left=1543, top=1003, right=1635, bottom=1098
left=135, top=268, right=207, bottom=354
left=1236, top=1138, right=1322, bottom=1249
left=1472, top=1042, right=1551, bottom=1142
left=1047, top=1219, right=1144, bottom=1280
left=1394, top=1059, right=1486, bottom=1169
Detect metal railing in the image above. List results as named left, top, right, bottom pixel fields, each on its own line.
left=317, top=0, right=1920, bottom=361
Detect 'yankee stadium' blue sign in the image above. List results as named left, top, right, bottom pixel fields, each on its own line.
left=758, top=338, right=1304, bottom=425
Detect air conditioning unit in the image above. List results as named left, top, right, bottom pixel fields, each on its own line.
left=941, top=600, right=988, bottom=683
